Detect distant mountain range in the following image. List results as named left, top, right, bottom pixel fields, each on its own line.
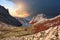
left=0, top=5, right=22, bottom=26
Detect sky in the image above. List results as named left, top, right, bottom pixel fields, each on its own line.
left=0, top=0, right=60, bottom=19
left=0, top=0, right=15, bottom=14
left=26, top=0, right=60, bottom=18
left=0, top=0, right=14, bottom=9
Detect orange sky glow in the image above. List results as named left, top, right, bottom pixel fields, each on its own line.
left=9, top=2, right=30, bottom=18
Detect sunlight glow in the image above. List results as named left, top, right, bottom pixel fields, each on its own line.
left=9, top=2, right=30, bottom=18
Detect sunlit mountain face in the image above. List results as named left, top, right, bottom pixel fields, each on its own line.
left=29, top=14, right=60, bottom=33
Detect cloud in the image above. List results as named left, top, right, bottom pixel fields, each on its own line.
left=7, top=0, right=30, bottom=18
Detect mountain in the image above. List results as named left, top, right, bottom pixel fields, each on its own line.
left=29, top=14, right=48, bottom=25
left=0, top=14, right=60, bottom=40
left=0, top=5, right=22, bottom=26
left=29, top=14, right=60, bottom=33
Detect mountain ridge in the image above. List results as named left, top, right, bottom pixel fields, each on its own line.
left=29, top=14, right=60, bottom=32
left=0, top=5, right=22, bottom=26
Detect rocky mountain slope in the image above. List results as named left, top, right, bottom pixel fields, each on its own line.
left=1, top=27, right=59, bottom=40
left=0, top=14, right=60, bottom=40
left=0, top=5, right=22, bottom=26
left=30, top=14, right=60, bottom=33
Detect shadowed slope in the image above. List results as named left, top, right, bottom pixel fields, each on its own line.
left=0, top=5, right=22, bottom=26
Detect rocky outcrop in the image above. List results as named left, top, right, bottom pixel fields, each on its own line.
left=0, top=5, right=22, bottom=26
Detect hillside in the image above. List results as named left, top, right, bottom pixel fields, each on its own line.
left=0, top=14, right=60, bottom=40
left=0, top=5, right=22, bottom=26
